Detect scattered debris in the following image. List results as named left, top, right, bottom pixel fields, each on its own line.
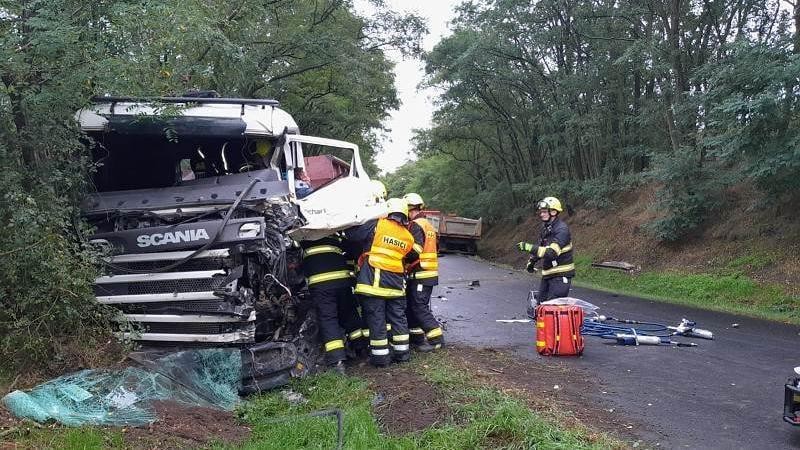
left=553, top=385, right=560, bottom=390
left=281, top=389, right=308, bottom=406
left=591, top=261, right=640, bottom=272
left=371, top=392, right=386, bottom=407
left=436, top=296, right=448, bottom=301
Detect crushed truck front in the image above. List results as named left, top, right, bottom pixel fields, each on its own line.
left=77, top=96, right=383, bottom=391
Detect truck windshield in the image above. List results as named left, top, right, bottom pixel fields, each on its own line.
left=88, top=132, right=273, bottom=192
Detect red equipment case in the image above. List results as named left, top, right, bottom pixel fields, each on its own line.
left=535, top=305, right=585, bottom=356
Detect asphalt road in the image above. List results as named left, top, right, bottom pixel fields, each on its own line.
left=432, top=254, right=800, bottom=449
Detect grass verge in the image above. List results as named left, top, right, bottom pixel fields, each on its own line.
left=236, top=353, right=616, bottom=450
left=3, top=353, right=620, bottom=449
left=573, top=256, right=800, bottom=324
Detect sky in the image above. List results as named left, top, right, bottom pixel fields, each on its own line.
left=354, top=0, right=461, bottom=174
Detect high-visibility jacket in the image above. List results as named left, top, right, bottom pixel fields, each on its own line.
left=408, top=218, right=438, bottom=285
left=301, top=235, right=353, bottom=288
left=353, top=218, right=415, bottom=298
left=532, top=218, right=575, bottom=279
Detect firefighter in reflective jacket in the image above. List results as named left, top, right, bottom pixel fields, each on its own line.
left=516, top=197, right=575, bottom=301
left=301, top=233, right=365, bottom=372
left=403, top=193, right=444, bottom=351
left=345, top=198, right=418, bottom=367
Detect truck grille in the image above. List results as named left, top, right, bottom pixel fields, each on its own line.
left=108, top=258, right=225, bottom=273
left=117, top=300, right=243, bottom=315
left=95, top=249, right=256, bottom=344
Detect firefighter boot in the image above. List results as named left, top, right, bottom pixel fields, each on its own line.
left=413, top=342, right=437, bottom=353
left=328, top=361, right=346, bottom=375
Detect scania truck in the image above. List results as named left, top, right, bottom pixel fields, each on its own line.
left=77, top=95, right=385, bottom=392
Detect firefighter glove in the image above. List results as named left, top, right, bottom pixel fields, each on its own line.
left=525, top=258, right=538, bottom=273
left=517, top=241, right=534, bottom=252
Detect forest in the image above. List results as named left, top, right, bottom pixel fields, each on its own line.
left=387, top=0, right=800, bottom=241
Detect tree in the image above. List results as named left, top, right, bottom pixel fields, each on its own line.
left=0, top=0, right=425, bottom=370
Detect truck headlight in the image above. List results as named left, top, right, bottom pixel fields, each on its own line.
left=238, top=222, right=261, bottom=238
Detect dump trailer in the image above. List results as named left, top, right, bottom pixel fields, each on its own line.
left=77, top=95, right=385, bottom=393
left=423, top=210, right=482, bottom=255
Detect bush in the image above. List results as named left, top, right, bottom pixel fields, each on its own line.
left=0, top=140, right=112, bottom=372
left=644, top=147, right=726, bottom=241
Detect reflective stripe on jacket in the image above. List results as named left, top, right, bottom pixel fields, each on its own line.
left=534, top=218, right=575, bottom=279
left=408, top=218, right=439, bottom=285
left=301, top=235, right=353, bottom=288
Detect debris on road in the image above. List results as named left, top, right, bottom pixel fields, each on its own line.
left=731, top=323, right=740, bottom=328
left=468, top=280, right=481, bottom=287
left=591, top=261, right=640, bottom=272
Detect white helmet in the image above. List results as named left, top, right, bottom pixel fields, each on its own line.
left=403, top=192, right=425, bottom=209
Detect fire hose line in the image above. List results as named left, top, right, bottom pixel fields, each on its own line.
left=581, top=317, right=713, bottom=347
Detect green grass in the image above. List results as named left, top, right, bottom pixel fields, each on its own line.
left=2, top=426, right=125, bottom=450
left=234, top=356, right=614, bottom=449
left=722, top=252, right=777, bottom=273
left=573, top=256, right=800, bottom=324
left=3, top=354, right=618, bottom=450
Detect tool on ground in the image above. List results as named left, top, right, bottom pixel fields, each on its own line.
left=668, top=318, right=714, bottom=340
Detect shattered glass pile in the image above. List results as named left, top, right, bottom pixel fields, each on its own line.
left=2, top=348, right=241, bottom=427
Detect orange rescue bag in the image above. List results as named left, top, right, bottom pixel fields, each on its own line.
left=535, top=304, right=584, bottom=356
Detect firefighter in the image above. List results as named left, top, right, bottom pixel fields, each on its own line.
left=301, top=233, right=365, bottom=373
left=403, top=193, right=444, bottom=351
left=516, top=196, right=575, bottom=302
left=345, top=198, right=418, bottom=367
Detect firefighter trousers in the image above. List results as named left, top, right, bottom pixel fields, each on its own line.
left=406, top=281, right=444, bottom=346
left=337, top=286, right=367, bottom=352
left=310, top=284, right=362, bottom=364
left=361, top=295, right=410, bottom=366
left=538, top=276, right=572, bottom=302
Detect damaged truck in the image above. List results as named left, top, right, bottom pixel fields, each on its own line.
left=77, top=96, right=385, bottom=393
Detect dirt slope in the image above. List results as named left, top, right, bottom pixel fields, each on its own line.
left=479, top=185, right=800, bottom=293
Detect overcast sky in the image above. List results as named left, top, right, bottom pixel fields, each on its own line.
left=354, top=0, right=461, bottom=174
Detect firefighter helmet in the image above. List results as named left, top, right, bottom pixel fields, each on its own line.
left=371, top=180, right=387, bottom=201
left=403, top=192, right=425, bottom=209
left=386, top=197, right=409, bottom=218
left=537, top=196, right=563, bottom=212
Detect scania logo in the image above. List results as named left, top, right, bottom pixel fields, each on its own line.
left=136, top=229, right=211, bottom=247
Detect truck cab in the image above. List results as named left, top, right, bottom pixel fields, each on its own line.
left=77, top=96, right=384, bottom=391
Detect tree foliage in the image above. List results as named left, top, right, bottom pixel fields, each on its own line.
left=0, top=0, right=424, bottom=370
left=406, top=0, right=799, bottom=240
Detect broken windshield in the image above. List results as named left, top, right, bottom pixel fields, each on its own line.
left=88, top=131, right=276, bottom=193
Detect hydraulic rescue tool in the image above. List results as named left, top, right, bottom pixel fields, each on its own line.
left=581, top=316, right=707, bottom=347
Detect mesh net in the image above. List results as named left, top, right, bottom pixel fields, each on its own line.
left=2, top=348, right=241, bottom=427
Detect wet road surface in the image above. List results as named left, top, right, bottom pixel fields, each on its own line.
left=432, top=255, right=800, bottom=449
